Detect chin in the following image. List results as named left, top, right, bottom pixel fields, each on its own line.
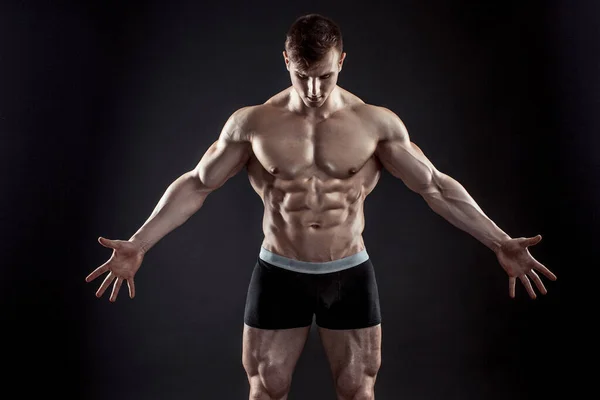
left=304, top=97, right=326, bottom=107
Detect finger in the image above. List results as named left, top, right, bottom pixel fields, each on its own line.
left=519, top=274, right=536, bottom=299
left=85, top=262, right=109, bottom=282
left=98, top=236, right=118, bottom=250
left=527, top=270, right=547, bottom=295
left=531, top=259, right=557, bottom=281
left=509, top=277, right=516, bottom=298
left=127, top=278, right=136, bottom=299
left=96, top=272, right=116, bottom=298
left=110, top=277, right=122, bottom=302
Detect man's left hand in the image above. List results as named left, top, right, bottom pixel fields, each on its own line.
left=495, top=234, right=557, bottom=299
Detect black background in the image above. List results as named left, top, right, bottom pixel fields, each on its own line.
left=2, top=0, right=594, bottom=399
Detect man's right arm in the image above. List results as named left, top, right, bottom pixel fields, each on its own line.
left=128, top=106, right=254, bottom=254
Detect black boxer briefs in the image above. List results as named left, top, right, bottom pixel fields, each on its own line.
left=243, top=249, right=382, bottom=330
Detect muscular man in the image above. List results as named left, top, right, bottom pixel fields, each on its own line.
left=85, top=13, right=557, bottom=400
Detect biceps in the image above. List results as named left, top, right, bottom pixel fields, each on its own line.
left=195, top=139, right=251, bottom=189
left=377, top=139, right=441, bottom=194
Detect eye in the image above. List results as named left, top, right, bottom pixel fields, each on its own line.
left=321, top=74, right=331, bottom=79
left=296, top=74, right=308, bottom=80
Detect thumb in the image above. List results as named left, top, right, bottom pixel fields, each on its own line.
left=526, top=234, right=542, bottom=246
left=98, top=236, right=117, bottom=249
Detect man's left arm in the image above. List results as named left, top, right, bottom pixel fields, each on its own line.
left=374, top=107, right=557, bottom=299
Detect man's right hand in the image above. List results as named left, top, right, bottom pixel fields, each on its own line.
left=85, top=237, right=145, bottom=302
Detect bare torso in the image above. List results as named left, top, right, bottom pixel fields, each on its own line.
left=245, top=86, right=383, bottom=262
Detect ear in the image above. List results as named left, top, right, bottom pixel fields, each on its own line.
left=338, top=52, right=347, bottom=72
left=282, top=50, right=290, bottom=71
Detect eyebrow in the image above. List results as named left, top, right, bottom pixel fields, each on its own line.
left=296, top=71, right=335, bottom=77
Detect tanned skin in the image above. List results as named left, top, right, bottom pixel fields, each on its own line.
left=86, top=47, right=557, bottom=400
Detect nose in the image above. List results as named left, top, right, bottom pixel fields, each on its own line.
left=308, top=78, right=321, bottom=98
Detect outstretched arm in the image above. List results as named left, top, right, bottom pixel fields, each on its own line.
left=128, top=106, right=254, bottom=254
left=86, top=107, right=254, bottom=301
left=85, top=107, right=252, bottom=301
left=374, top=107, right=556, bottom=298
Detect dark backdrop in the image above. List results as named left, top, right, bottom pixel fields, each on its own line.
left=2, top=0, right=593, bottom=399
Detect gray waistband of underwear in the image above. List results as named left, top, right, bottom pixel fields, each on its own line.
left=258, top=247, right=370, bottom=274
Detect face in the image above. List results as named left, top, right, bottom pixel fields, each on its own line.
left=283, top=48, right=346, bottom=108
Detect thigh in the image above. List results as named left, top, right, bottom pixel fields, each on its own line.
left=318, top=325, right=382, bottom=395
left=242, top=324, right=311, bottom=384
left=244, top=258, right=315, bottom=330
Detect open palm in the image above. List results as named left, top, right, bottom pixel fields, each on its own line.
left=85, top=237, right=145, bottom=302
left=495, top=234, right=557, bottom=299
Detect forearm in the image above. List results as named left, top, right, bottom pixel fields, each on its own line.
left=421, top=174, right=510, bottom=253
left=128, top=171, right=212, bottom=254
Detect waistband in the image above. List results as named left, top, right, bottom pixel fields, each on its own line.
left=258, top=247, right=369, bottom=274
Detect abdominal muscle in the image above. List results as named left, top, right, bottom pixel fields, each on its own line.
left=258, top=176, right=369, bottom=262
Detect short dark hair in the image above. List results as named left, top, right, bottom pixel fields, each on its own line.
left=284, top=14, right=343, bottom=70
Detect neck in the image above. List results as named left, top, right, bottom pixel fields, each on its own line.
left=288, top=86, right=343, bottom=119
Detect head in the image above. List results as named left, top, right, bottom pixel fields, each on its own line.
left=283, top=14, right=347, bottom=107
